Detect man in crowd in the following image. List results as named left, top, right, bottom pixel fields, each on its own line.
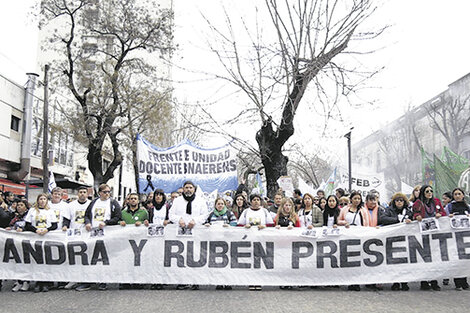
left=170, top=181, right=208, bottom=290
left=268, top=192, right=283, bottom=217
left=62, top=186, right=91, bottom=290
left=76, top=184, right=121, bottom=291
left=120, top=193, right=148, bottom=227
left=49, top=187, right=68, bottom=230
left=293, top=189, right=302, bottom=202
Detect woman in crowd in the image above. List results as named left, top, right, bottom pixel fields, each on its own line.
left=338, top=196, right=350, bottom=209
left=338, top=192, right=369, bottom=291
left=412, top=185, right=445, bottom=291
left=409, top=185, right=421, bottom=207
left=274, top=198, right=300, bottom=228
left=445, top=187, right=470, bottom=290
left=237, top=194, right=273, bottom=291
left=442, top=191, right=452, bottom=208
left=7, top=199, right=31, bottom=292
left=298, top=193, right=323, bottom=228
left=378, top=192, right=412, bottom=291
left=24, top=194, right=58, bottom=292
left=149, top=189, right=170, bottom=226
left=205, top=198, right=237, bottom=227
left=318, top=197, right=327, bottom=211
left=323, top=195, right=340, bottom=227
left=205, top=197, right=237, bottom=290
left=231, top=193, right=248, bottom=219
left=237, top=194, right=274, bottom=228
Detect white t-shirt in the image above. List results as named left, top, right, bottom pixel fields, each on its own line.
left=238, top=208, right=274, bottom=226
left=49, top=200, right=69, bottom=229
left=25, top=208, right=58, bottom=229
left=91, top=199, right=111, bottom=228
left=64, top=199, right=91, bottom=229
left=153, top=206, right=168, bottom=226
left=298, top=209, right=313, bottom=228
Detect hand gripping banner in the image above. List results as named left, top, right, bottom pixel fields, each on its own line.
left=1, top=218, right=470, bottom=286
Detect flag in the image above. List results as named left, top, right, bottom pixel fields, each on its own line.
left=441, top=146, right=469, bottom=176
left=254, top=172, right=266, bottom=198
left=298, top=177, right=315, bottom=196
left=434, top=154, right=459, bottom=199
left=48, top=171, right=57, bottom=192
left=324, top=168, right=337, bottom=196
left=421, top=147, right=435, bottom=187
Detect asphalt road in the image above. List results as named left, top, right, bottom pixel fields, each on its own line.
left=1, top=281, right=469, bottom=313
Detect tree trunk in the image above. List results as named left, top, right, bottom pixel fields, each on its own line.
left=256, top=119, right=289, bottom=199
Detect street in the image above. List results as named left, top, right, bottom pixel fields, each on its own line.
left=0, top=281, right=469, bottom=313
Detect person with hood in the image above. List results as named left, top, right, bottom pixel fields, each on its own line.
left=445, top=187, right=470, bottom=290
left=412, top=184, right=445, bottom=291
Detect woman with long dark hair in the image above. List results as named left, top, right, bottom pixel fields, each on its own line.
left=323, top=195, right=340, bottom=227
left=412, top=185, right=445, bottom=291
left=231, top=193, right=248, bottom=219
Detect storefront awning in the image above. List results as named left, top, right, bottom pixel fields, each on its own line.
left=0, top=178, right=27, bottom=195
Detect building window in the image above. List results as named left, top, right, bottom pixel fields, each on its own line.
left=11, top=115, right=20, bottom=132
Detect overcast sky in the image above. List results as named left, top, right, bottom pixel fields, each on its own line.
left=2, top=0, right=470, bottom=164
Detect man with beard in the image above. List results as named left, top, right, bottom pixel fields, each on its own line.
left=169, top=181, right=208, bottom=290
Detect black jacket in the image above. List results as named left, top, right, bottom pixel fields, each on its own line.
left=85, top=198, right=122, bottom=226
left=378, top=206, right=412, bottom=225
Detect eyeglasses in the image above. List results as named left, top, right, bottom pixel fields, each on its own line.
left=425, top=190, right=433, bottom=194
left=339, top=203, right=348, bottom=206
left=395, top=199, right=404, bottom=202
left=101, top=190, right=111, bottom=194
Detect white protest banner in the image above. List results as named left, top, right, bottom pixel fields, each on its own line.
left=338, top=166, right=387, bottom=202
left=1, top=218, right=470, bottom=286
left=277, top=176, right=294, bottom=197
left=137, top=134, right=238, bottom=194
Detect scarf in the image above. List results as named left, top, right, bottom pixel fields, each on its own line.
left=154, top=200, right=165, bottom=211
left=183, top=193, right=196, bottom=215
left=214, top=206, right=228, bottom=216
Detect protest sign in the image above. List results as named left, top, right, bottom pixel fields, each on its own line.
left=137, top=134, right=238, bottom=194
left=1, top=217, right=470, bottom=286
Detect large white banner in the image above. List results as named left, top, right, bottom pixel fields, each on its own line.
left=137, top=134, right=238, bottom=194
left=1, top=218, right=470, bottom=285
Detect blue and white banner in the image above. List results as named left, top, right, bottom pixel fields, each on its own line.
left=137, top=134, right=238, bottom=194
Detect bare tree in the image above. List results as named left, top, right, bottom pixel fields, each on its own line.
left=39, top=0, right=173, bottom=190
left=201, top=0, right=383, bottom=197
left=427, top=94, right=470, bottom=153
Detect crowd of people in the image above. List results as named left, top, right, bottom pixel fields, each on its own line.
left=1, top=181, right=469, bottom=292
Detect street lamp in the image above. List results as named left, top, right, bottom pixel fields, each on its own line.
left=344, top=127, right=354, bottom=193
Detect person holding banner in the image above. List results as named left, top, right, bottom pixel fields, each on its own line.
left=149, top=189, right=170, bottom=226
left=24, top=194, right=58, bottom=292
left=412, top=185, right=445, bottom=291
left=237, top=194, right=274, bottom=228
left=169, top=181, right=209, bottom=290
left=364, top=193, right=380, bottom=227
left=49, top=187, right=68, bottom=231
left=445, top=187, right=470, bottom=290
left=6, top=199, right=31, bottom=292
left=323, top=195, right=340, bottom=227
left=205, top=198, right=237, bottom=227
left=378, top=192, right=412, bottom=291
left=338, top=192, right=370, bottom=228
left=120, top=193, right=148, bottom=227
left=76, top=184, right=121, bottom=292
left=274, top=198, right=300, bottom=228
left=298, top=193, right=323, bottom=228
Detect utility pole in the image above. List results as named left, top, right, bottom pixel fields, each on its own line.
left=42, top=65, right=50, bottom=193
left=344, top=128, right=353, bottom=192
